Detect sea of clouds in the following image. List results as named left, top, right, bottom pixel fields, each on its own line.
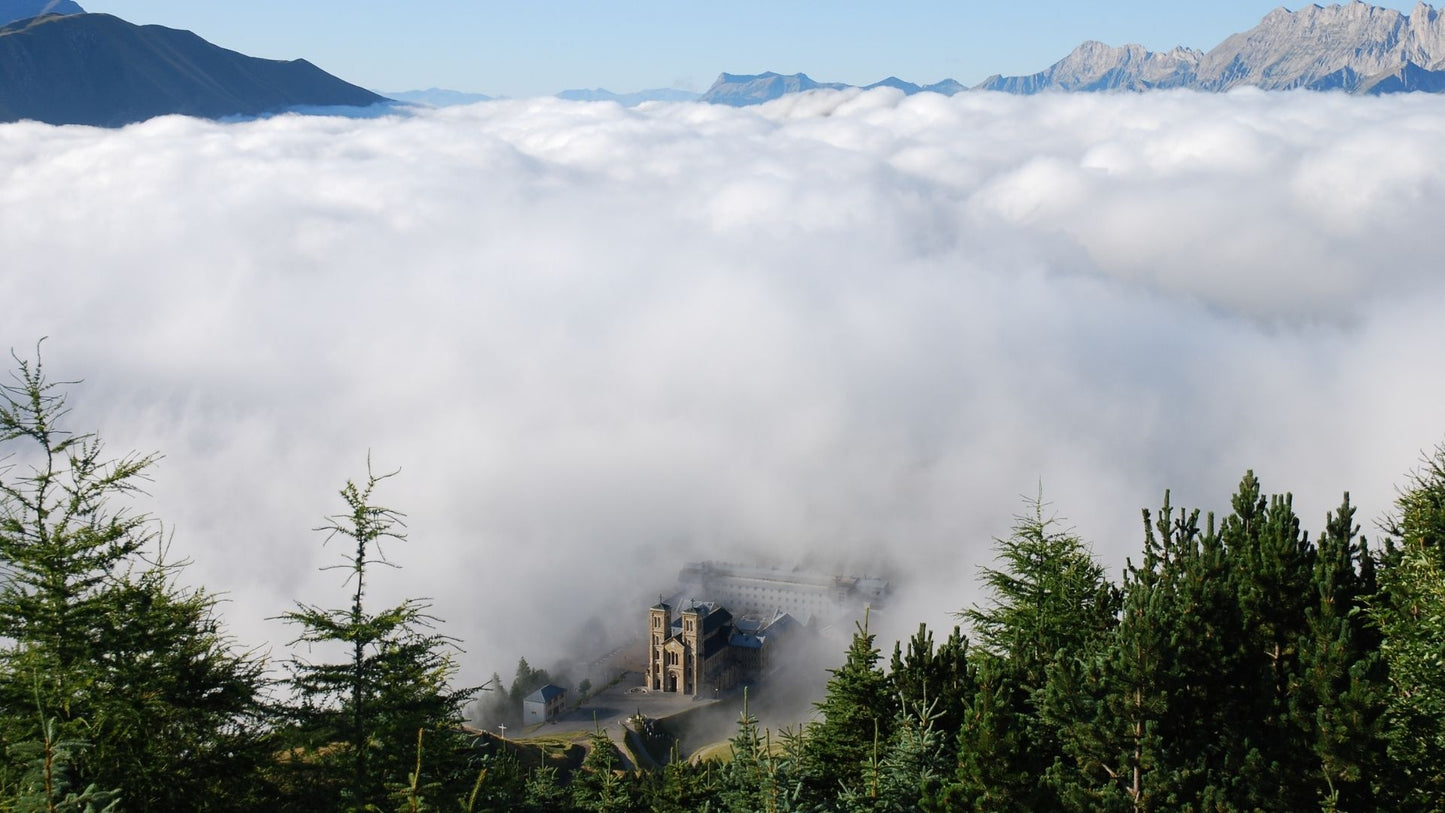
left=2, top=87, right=1444, bottom=688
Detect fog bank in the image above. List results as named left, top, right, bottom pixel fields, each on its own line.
left=2, top=88, right=1442, bottom=682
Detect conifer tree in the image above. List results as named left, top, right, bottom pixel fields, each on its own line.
left=943, top=652, right=1035, bottom=810
left=1372, top=443, right=1445, bottom=810
left=718, top=689, right=768, bottom=813
left=1217, top=472, right=1319, bottom=809
left=800, top=612, right=893, bottom=808
left=1373, top=536, right=1445, bottom=810
left=278, top=464, right=478, bottom=811
left=950, top=494, right=1118, bottom=809
left=860, top=699, right=950, bottom=812
left=888, top=623, right=972, bottom=763
left=1294, top=494, right=1390, bottom=810
left=0, top=347, right=274, bottom=811
left=571, top=724, right=636, bottom=812
left=1041, top=498, right=1183, bottom=812
left=521, top=762, right=570, bottom=812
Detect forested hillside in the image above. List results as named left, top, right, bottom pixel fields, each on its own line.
left=2, top=348, right=1442, bottom=811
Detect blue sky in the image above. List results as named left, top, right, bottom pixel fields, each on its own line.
left=79, top=1, right=1427, bottom=96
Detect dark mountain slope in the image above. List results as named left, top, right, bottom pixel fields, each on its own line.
left=0, top=12, right=385, bottom=126
left=0, top=0, right=82, bottom=27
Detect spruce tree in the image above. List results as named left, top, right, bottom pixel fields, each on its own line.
left=571, top=724, right=636, bottom=813
left=718, top=689, right=767, bottom=813
left=943, top=652, right=1034, bottom=810
left=800, top=612, right=893, bottom=808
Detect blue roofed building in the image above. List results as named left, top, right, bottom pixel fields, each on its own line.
left=522, top=683, right=566, bottom=725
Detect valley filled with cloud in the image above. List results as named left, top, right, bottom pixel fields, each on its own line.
left=2, top=87, right=1442, bottom=680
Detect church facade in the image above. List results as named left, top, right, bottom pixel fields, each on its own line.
left=645, top=600, right=795, bottom=696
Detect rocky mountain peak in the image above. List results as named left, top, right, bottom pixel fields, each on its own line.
left=980, top=2, right=1445, bottom=95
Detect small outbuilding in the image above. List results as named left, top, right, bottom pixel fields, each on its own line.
left=522, top=684, right=567, bottom=725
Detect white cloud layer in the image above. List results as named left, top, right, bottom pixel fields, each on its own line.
left=3, top=87, right=1444, bottom=685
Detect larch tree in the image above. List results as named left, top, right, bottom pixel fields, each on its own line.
left=0, top=346, right=274, bottom=811
left=278, top=463, right=478, bottom=811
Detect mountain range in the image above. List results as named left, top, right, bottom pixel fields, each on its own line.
left=699, top=71, right=967, bottom=105
left=8, top=1, right=1445, bottom=124
left=979, top=1, right=1445, bottom=93
left=704, top=1, right=1445, bottom=104
left=0, top=2, right=385, bottom=126
left=555, top=87, right=700, bottom=106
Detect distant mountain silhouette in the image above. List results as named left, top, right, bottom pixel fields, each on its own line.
left=384, top=88, right=494, bottom=107
left=0, top=0, right=82, bottom=27
left=555, top=87, right=700, bottom=106
left=0, top=12, right=386, bottom=126
left=699, top=71, right=964, bottom=106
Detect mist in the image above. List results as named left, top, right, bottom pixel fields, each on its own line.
left=2, top=87, right=1443, bottom=688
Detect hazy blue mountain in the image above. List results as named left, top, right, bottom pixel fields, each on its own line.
left=699, top=72, right=851, bottom=105
left=699, top=71, right=963, bottom=105
left=979, top=1, right=1445, bottom=94
left=864, top=76, right=922, bottom=93
left=555, top=87, right=701, bottom=106
left=0, top=13, right=387, bottom=125
left=384, top=88, right=494, bottom=107
left=921, top=78, right=968, bottom=95
left=0, top=0, right=82, bottom=26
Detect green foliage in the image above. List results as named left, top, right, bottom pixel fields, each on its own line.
left=4, top=695, right=119, bottom=813
left=278, top=464, right=478, bottom=811
left=800, top=611, right=894, bottom=807
left=6, top=343, right=1445, bottom=813
left=570, top=724, right=637, bottom=812
left=1295, top=494, right=1390, bottom=810
left=521, top=763, right=569, bottom=811
left=948, top=493, right=1118, bottom=809
left=837, top=699, right=949, bottom=813
left=0, top=347, right=273, bottom=811
left=1372, top=443, right=1445, bottom=810
left=963, top=493, right=1119, bottom=683
left=888, top=623, right=972, bottom=761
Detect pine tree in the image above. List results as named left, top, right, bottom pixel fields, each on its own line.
left=1294, top=494, right=1390, bottom=810
left=888, top=623, right=973, bottom=765
left=1217, top=472, right=1318, bottom=809
left=0, top=347, right=274, bottom=811
left=867, top=699, right=950, bottom=812
left=1372, top=443, right=1445, bottom=810
left=943, top=652, right=1035, bottom=810
left=278, top=463, right=478, bottom=811
left=1041, top=499, right=1181, bottom=812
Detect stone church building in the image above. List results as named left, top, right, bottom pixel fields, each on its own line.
left=645, top=600, right=795, bottom=696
